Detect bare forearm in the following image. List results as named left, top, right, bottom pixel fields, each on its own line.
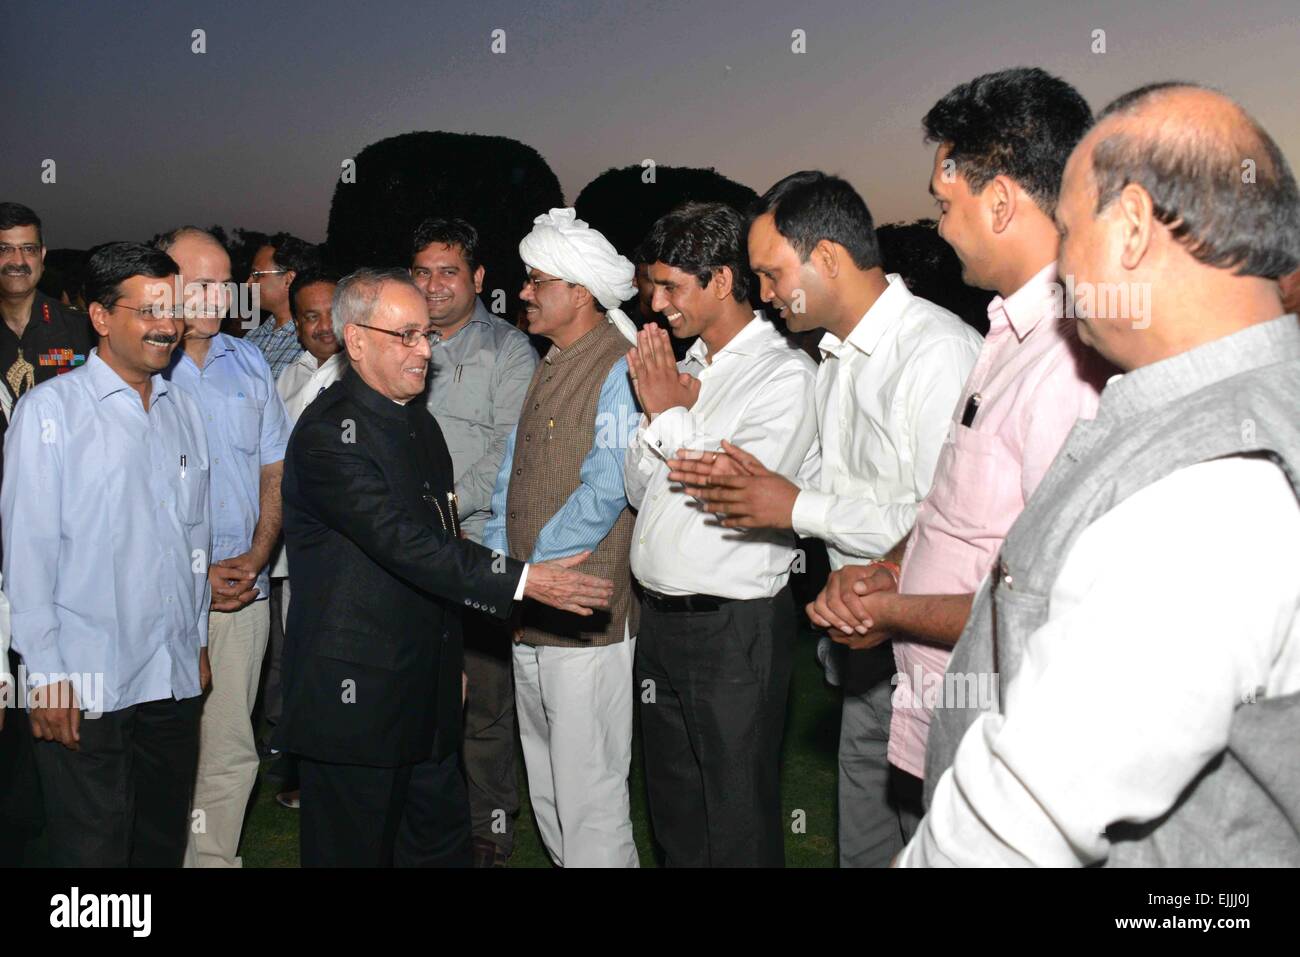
left=885, top=529, right=911, bottom=564
left=251, top=461, right=284, bottom=565
left=875, top=591, right=973, bottom=646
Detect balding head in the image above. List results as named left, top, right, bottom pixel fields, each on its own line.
left=1055, top=83, right=1300, bottom=370
left=1089, top=84, right=1300, bottom=278
left=156, top=226, right=232, bottom=331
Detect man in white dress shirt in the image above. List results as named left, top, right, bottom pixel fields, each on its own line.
left=624, top=202, right=818, bottom=866
left=669, top=172, right=980, bottom=866
left=276, top=271, right=346, bottom=422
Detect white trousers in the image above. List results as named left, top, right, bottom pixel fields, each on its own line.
left=184, top=600, right=271, bottom=868
left=513, top=634, right=638, bottom=868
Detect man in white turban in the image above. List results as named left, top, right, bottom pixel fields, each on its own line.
left=517, top=208, right=639, bottom=344
left=482, top=209, right=642, bottom=866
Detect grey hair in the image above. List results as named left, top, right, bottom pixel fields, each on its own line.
left=1091, top=82, right=1300, bottom=279
left=331, top=266, right=421, bottom=341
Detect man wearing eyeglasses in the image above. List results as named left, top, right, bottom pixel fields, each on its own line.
left=1, top=242, right=212, bottom=867
left=0, top=202, right=92, bottom=405
left=157, top=227, right=290, bottom=868
left=484, top=209, right=642, bottom=868
left=278, top=267, right=614, bottom=867
left=244, top=233, right=319, bottom=380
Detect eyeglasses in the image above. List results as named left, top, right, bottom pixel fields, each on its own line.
left=249, top=269, right=288, bottom=280
left=353, top=322, right=438, bottom=348
left=0, top=243, right=41, bottom=257
left=114, top=302, right=180, bottom=320
left=523, top=275, right=568, bottom=290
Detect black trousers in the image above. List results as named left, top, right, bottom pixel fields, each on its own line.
left=0, top=652, right=44, bottom=865
left=299, top=749, right=472, bottom=867
left=636, top=587, right=796, bottom=867
left=32, top=695, right=201, bottom=867
left=462, top=613, right=518, bottom=854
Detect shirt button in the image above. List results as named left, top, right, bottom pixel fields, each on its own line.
left=409, top=432, right=415, bottom=439
left=524, top=434, right=531, bottom=442
left=515, top=468, right=522, bottom=477
left=509, top=511, right=516, bottom=519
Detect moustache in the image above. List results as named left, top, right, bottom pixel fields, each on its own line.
left=143, top=334, right=179, bottom=345
left=1, top=267, right=32, bottom=276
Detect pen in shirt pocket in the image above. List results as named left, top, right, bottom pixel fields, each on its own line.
left=180, top=454, right=187, bottom=480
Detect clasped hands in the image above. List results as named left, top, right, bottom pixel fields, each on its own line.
left=806, top=563, right=899, bottom=650
left=208, top=549, right=266, bottom=613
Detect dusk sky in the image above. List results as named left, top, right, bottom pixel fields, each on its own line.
left=5, top=0, right=1298, bottom=250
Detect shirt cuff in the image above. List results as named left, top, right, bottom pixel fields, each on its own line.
left=791, top=489, right=832, bottom=539
left=514, top=565, right=529, bottom=601
left=640, top=406, right=689, bottom=461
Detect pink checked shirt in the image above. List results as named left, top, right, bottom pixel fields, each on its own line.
left=889, top=262, right=1112, bottom=778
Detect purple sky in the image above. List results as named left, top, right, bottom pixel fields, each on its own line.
left=5, top=0, right=1297, bottom=249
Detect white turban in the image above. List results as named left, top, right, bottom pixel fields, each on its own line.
left=519, top=208, right=638, bottom=343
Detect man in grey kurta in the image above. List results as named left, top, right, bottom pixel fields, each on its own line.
left=411, top=218, right=537, bottom=866
left=901, top=83, right=1300, bottom=866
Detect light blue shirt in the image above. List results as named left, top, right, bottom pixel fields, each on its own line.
left=485, top=358, right=637, bottom=562
left=166, top=334, right=290, bottom=599
left=1, top=351, right=212, bottom=713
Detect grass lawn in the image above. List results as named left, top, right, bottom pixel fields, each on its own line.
left=242, top=626, right=842, bottom=868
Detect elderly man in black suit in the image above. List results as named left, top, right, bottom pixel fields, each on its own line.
left=278, top=267, right=613, bottom=868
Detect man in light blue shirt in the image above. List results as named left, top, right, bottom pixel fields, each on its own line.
left=412, top=217, right=537, bottom=866
left=1, top=242, right=211, bottom=867
left=159, top=228, right=290, bottom=868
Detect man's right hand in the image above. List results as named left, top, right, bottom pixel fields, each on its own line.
left=208, top=561, right=258, bottom=613
left=29, top=679, right=81, bottom=751
left=524, top=551, right=615, bottom=616
left=807, top=563, right=898, bottom=636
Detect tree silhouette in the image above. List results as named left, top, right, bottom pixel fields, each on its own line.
left=574, top=164, right=758, bottom=262
left=877, top=219, right=990, bottom=336
left=325, top=131, right=563, bottom=322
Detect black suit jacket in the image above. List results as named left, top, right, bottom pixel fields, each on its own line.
left=276, top=368, right=525, bottom=767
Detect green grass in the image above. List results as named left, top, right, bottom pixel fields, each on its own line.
left=242, top=630, right=841, bottom=868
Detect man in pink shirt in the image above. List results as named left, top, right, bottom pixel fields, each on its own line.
left=809, top=67, right=1112, bottom=829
